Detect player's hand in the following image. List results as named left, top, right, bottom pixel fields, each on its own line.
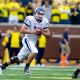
left=36, top=27, right=42, bottom=36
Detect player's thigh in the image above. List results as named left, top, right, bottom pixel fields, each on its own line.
left=22, top=38, right=38, bottom=54
left=17, top=46, right=30, bottom=62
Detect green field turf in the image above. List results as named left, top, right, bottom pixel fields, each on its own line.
left=0, top=65, right=79, bottom=80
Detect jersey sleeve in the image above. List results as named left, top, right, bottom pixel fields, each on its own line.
left=24, top=17, right=31, bottom=27
left=43, top=21, right=49, bottom=30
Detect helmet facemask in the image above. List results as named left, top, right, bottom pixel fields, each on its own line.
left=35, top=12, right=44, bottom=21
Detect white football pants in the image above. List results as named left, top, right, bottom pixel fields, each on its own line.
left=17, top=37, right=38, bottom=62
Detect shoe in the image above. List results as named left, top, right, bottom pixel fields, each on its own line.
left=72, top=73, right=78, bottom=79
left=36, top=64, right=41, bottom=67
left=66, top=60, right=70, bottom=64
left=0, top=65, right=3, bottom=75
left=24, top=67, right=31, bottom=75
left=58, top=61, right=62, bottom=64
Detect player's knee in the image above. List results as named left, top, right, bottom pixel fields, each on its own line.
left=10, top=56, right=19, bottom=63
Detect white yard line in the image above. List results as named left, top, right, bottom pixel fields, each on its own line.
left=8, top=65, right=77, bottom=68
left=7, top=67, right=76, bottom=71
left=30, top=76, right=72, bottom=79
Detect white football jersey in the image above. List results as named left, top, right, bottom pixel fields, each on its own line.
left=24, top=16, right=49, bottom=44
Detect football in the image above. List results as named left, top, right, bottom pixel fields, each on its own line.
left=36, top=27, right=42, bottom=36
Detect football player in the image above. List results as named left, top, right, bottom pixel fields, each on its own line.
left=0, top=7, right=52, bottom=75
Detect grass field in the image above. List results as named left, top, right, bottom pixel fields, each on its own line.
left=0, top=64, right=79, bottom=80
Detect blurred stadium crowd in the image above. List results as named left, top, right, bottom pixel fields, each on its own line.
left=0, top=0, right=80, bottom=24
